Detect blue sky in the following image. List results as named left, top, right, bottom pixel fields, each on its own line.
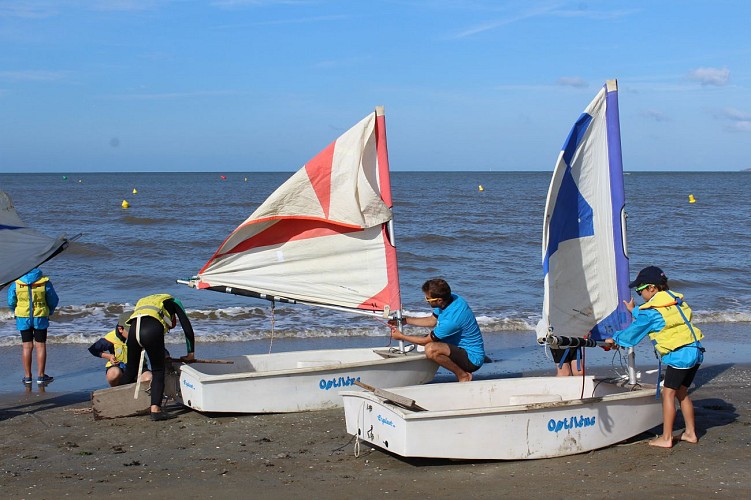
left=1, top=1, right=749, bottom=172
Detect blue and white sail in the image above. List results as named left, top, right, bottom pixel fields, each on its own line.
left=0, top=191, right=69, bottom=289
left=537, top=80, right=631, bottom=342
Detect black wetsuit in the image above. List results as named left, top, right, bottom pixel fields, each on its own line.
left=123, top=299, right=195, bottom=407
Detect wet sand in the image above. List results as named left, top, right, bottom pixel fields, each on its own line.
left=1, top=362, right=749, bottom=499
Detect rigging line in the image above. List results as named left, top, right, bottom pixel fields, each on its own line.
left=268, top=299, right=276, bottom=354
left=330, top=433, right=356, bottom=455
left=579, top=347, right=586, bottom=399
left=354, top=401, right=367, bottom=458
left=367, top=315, right=393, bottom=348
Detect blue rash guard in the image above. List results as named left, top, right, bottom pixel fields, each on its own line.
left=612, top=307, right=703, bottom=369
left=432, top=293, right=485, bottom=368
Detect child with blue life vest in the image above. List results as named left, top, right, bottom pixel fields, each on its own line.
left=7, top=267, right=59, bottom=386
left=605, top=266, right=704, bottom=448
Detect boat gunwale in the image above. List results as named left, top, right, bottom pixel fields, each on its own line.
left=340, top=379, right=659, bottom=420
left=179, top=348, right=434, bottom=383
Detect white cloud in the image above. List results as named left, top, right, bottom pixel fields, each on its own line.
left=556, top=77, right=587, bottom=89
left=641, top=109, right=670, bottom=122
left=719, top=107, right=751, bottom=121
left=103, top=89, right=239, bottom=100
left=717, top=107, right=751, bottom=132
left=0, top=70, right=68, bottom=81
left=0, top=1, right=58, bottom=18
left=688, top=67, right=730, bottom=86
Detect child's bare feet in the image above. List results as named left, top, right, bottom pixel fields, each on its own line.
left=679, top=432, right=698, bottom=444
left=648, top=435, right=674, bottom=448
left=458, top=372, right=472, bottom=383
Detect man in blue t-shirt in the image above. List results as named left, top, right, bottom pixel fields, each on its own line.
left=389, top=278, right=485, bottom=382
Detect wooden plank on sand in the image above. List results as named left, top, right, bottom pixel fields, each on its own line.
left=91, top=370, right=181, bottom=420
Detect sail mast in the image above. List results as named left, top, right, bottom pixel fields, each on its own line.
left=604, top=80, right=631, bottom=330
left=375, top=106, right=401, bottom=316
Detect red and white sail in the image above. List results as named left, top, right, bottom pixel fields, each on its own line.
left=192, top=107, right=400, bottom=316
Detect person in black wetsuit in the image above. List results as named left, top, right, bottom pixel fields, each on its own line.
left=122, top=293, right=195, bottom=421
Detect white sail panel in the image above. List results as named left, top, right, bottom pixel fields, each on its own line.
left=194, top=109, right=398, bottom=314
left=199, top=227, right=389, bottom=309
left=538, top=80, right=630, bottom=341
left=0, top=191, right=68, bottom=289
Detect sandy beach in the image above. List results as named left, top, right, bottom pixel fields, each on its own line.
left=1, top=359, right=749, bottom=499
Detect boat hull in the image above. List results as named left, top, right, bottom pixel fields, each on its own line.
left=341, top=376, right=662, bottom=460
left=179, top=347, right=437, bottom=413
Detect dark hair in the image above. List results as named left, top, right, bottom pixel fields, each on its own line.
left=422, top=278, right=451, bottom=300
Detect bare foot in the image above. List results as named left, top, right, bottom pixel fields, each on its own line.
left=458, top=372, right=473, bottom=383
left=680, top=432, right=698, bottom=444
left=648, top=436, right=674, bottom=448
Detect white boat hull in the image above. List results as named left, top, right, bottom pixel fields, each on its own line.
left=341, top=376, right=662, bottom=460
left=179, top=347, right=437, bottom=413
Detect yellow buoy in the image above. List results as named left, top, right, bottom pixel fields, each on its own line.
left=688, top=194, right=696, bottom=204
left=132, top=188, right=138, bottom=194
left=478, top=185, right=484, bottom=192
left=121, top=200, right=130, bottom=209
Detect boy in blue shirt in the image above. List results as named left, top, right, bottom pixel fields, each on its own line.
left=605, top=266, right=704, bottom=448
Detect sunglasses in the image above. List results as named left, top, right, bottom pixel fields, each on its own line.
left=635, top=284, right=652, bottom=293
left=424, top=297, right=442, bottom=303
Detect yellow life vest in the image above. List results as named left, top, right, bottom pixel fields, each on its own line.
left=14, top=276, right=50, bottom=319
left=129, top=293, right=174, bottom=331
left=103, top=329, right=128, bottom=368
left=640, top=291, right=703, bottom=355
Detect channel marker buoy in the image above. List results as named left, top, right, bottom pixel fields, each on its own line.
left=688, top=194, right=696, bottom=204
left=121, top=200, right=130, bottom=209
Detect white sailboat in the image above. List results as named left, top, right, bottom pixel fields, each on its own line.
left=178, top=107, right=438, bottom=413
left=340, top=80, right=662, bottom=460
left=0, top=190, right=70, bottom=289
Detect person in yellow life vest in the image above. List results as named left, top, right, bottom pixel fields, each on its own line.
left=122, top=294, right=195, bottom=421
left=604, top=266, right=704, bottom=449
left=88, top=312, right=153, bottom=387
left=7, top=267, right=59, bottom=386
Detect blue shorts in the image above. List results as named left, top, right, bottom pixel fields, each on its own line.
left=106, top=362, right=127, bottom=372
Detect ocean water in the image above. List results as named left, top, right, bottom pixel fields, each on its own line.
left=1, top=171, right=749, bottom=354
